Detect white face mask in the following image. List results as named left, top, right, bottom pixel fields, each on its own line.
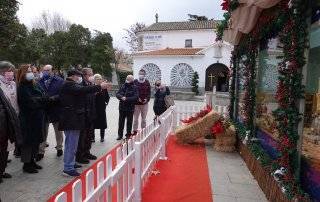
left=88, top=76, right=94, bottom=83
left=76, top=77, right=83, bottom=84
left=25, top=73, right=34, bottom=81
left=138, top=74, right=145, bottom=80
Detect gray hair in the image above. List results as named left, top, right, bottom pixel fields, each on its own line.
left=0, top=61, right=14, bottom=70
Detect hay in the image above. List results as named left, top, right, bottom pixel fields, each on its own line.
left=175, top=111, right=220, bottom=144
left=213, top=127, right=236, bottom=152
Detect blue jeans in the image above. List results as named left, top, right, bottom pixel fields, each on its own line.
left=63, top=130, right=80, bottom=172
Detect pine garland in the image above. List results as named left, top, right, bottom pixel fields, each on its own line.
left=220, top=0, right=311, bottom=200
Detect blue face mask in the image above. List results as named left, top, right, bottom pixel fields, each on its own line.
left=42, top=71, right=50, bottom=79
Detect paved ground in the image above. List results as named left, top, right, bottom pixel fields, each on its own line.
left=206, top=146, right=268, bottom=202
left=0, top=97, right=267, bottom=202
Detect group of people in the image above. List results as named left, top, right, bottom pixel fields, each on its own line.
left=0, top=62, right=171, bottom=180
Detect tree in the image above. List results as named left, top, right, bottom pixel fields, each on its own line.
left=188, top=14, right=209, bottom=21
left=45, top=31, right=69, bottom=69
left=124, top=22, right=146, bottom=52
left=31, top=11, right=71, bottom=34
left=24, top=28, right=48, bottom=65
left=192, top=71, right=200, bottom=95
left=0, top=0, right=21, bottom=60
left=90, top=31, right=114, bottom=79
left=64, top=24, right=91, bottom=66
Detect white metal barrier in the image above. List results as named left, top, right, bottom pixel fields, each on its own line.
left=54, top=106, right=177, bottom=202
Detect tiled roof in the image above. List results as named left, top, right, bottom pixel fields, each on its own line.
left=134, top=48, right=203, bottom=56
left=140, top=20, right=219, bottom=32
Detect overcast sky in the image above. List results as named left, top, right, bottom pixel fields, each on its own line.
left=17, top=0, right=224, bottom=50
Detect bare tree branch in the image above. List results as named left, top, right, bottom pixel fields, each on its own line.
left=31, top=11, right=71, bottom=34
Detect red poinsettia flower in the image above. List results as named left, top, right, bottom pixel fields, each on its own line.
left=221, top=0, right=230, bottom=11
left=211, top=121, right=224, bottom=135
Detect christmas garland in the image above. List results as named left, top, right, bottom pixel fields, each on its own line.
left=218, top=0, right=310, bottom=200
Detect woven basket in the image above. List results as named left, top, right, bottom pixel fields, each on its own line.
left=213, top=127, right=236, bottom=152
left=175, top=111, right=221, bottom=144
left=213, top=145, right=236, bottom=152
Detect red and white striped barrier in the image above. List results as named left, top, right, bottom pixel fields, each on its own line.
left=54, top=106, right=177, bottom=202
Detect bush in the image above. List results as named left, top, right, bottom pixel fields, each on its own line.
left=192, top=71, right=200, bottom=95
left=116, top=70, right=133, bottom=85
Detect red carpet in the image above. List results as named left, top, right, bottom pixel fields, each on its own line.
left=47, top=143, right=120, bottom=202
left=142, top=136, right=213, bottom=202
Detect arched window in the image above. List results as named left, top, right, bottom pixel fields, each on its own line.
left=170, top=63, right=194, bottom=87
left=141, top=63, right=161, bottom=84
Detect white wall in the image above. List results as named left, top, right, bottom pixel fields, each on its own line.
left=140, top=30, right=216, bottom=50
left=132, top=44, right=232, bottom=88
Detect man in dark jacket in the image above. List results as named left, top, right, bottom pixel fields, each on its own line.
left=133, top=69, right=151, bottom=135
left=59, top=70, right=109, bottom=177
left=116, top=75, right=139, bottom=140
left=76, top=68, right=97, bottom=164
left=37, top=64, right=64, bottom=160
left=0, top=61, right=21, bottom=183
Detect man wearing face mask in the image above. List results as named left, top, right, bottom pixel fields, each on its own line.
left=116, top=75, right=139, bottom=140
left=75, top=67, right=97, bottom=164
left=132, top=69, right=151, bottom=135
left=36, top=65, right=64, bottom=161
left=59, top=70, right=109, bottom=176
left=0, top=61, right=21, bottom=183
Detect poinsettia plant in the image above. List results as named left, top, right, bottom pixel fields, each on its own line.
left=181, top=105, right=212, bottom=125
left=211, top=120, right=224, bottom=136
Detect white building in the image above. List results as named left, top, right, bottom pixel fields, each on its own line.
left=132, top=20, right=233, bottom=92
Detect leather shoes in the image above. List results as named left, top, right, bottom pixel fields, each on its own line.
left=23, top=164, right=38, bottom=174
left=57, top=150, right=63, bottom=157
left=2, top=173, right=12, bottom=179
left=86, top=154, right=97, bottom=160
left=76, top=158, right=89, bottom=164
left=35, top=154, right=44, bottom=162
left=74, top=164, right=82, bottom=169
left=32, top=161, right=43, bottom=170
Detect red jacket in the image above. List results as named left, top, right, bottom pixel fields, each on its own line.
left=134, top=79, right=151, bottom=105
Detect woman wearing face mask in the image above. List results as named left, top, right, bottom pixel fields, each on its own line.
left=153, top=80, right=171, bottom=116
left=16, top=65, right=51, bottom=174
left=92, top=74, right=110, bottom=142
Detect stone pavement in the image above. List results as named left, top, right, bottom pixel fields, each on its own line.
left=206, top=146, right=268, bottom=202
left=0, top=97, right=268, bottom=202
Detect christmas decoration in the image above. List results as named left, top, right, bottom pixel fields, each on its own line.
left=221, top=0, right=310, bottom=200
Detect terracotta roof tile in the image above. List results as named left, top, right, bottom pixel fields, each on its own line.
left=141, top=20, right=219, bottom=32
left=134, top=48, right=203, bottom=56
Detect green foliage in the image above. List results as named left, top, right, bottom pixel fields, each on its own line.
left=90, top=31, right=114, bottom=79
left=226, top=0, right=310, bottom=200
left=117, top=70, right=133, bottom=85
left=0, top=0, right=20, bottom=51
left=191, top=71, right=200, bottom=95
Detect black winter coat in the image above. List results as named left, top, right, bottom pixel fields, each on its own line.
left=94, top=90, right=110, bottom=129
left=17, top=82, right=48, bottom=146
left=0, top=88, right=22, bottom=145
left=82, top=80, right=96, bottom=125
left=153, top=87, right=170, bottom=116
left=116, top=83, right=139, bottom=112
left=58, top=79, right=102, bottom=131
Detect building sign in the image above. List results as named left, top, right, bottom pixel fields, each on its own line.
left=143, top=35, right=162, bottom=50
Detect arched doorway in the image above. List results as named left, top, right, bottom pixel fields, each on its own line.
left=205, top=63, right=229, bottom=92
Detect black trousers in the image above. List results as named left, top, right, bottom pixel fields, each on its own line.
left=118, top=110, right=134, bottom=138
left=76, top=124, right=94, bottom=159
left=100, top=129, right=105, bottom=139
left=0, top=135, right=9, bottom=176
left=21, top=144, right=39, bottom=163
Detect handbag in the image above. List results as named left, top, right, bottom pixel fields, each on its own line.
left=164, top=94, right=175, bottom=108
